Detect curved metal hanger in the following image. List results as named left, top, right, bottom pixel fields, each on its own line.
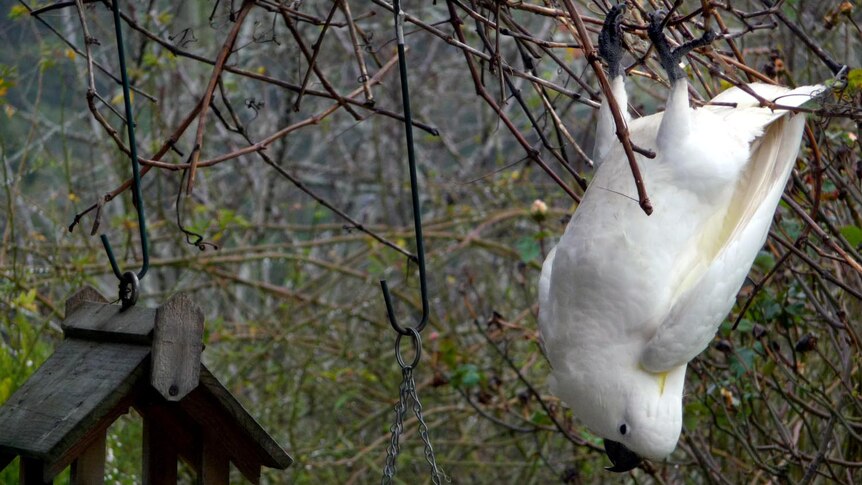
left=101, top=0, right=149, bottom=308
left=379, top=0, right=430, bottom=336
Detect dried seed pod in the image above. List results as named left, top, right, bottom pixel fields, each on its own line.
left=714, top=339, right=733, bottom=353
left=795, top=333, right=818, bottom=353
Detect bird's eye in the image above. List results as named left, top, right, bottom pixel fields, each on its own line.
left=619, top=424, right=628, bottom=435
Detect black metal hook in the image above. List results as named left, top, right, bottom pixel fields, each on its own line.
left=379, top=0, right=430, bottom=336
left=101, top=0, right=150, bottom=306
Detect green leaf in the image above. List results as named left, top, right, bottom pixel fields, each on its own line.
left=453, top=363, right=481, bottom=388
left=762, top=300, right=782, bottom=321
left=516, top=237, right=540, bottom=263
left=142, top=52, right=160, bottom=68
left=334, top=392, right=355, bottom=410
left=730, top=348, right=756, bottom=378
left=784, top=302, right=806, bottom=317
left=840, top=225, right=862, bottom=248
left=847, top=68, right=862, bottom=94
left=438, top=339, right=459, bottom=368
left=754, top=251, right=776, bottom=272
left=780, top=218, right=802, bottom=240
left=0, top=377, right=12, bottom=404
left=530, top=411, right=553, bottom=426
left=762, top=359, right=777, bottom=377
left=683, top=401, right=709, bottom=430
left=735, top=319, right=754, bottom=333
left=8, top=5, right=28, bottom=20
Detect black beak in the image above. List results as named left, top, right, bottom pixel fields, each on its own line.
left=604, top=439, right=642, bottom=472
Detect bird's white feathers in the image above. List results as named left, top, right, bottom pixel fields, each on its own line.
left=593, top=76, right=631, bottom=164
left=538, top=81, right=819, bottom=460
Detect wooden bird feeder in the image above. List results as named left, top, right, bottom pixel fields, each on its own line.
left=0, top=286, right=292, bottom=484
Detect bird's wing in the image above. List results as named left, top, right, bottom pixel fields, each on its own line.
left=640, top=85, right=818, bottom=372
left=537, top=245, right=558, bottom=358
left=706, top=83, right=824, bottom=138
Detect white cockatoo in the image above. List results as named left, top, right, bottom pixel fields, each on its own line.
left=538, top=5, right=823, bottom=472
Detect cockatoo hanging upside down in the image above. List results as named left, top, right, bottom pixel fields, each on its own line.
left=538, top=4, right=823, bottom=472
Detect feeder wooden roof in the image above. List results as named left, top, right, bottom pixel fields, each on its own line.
left=0, top=287, right=292, bottom=484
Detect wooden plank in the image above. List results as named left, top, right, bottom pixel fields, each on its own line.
left=151, top=293, right=204, bottom=401
left=196, top=367, right=292, bottom=470
left=134, top=390, right=200, bottom=474
left=61, top=302, right=156, bottom=345
left=199, top=433, right=229, bottom=485
left=0, top=340, right=149, bottom=463
left=179, top=389, right=263, bottom=482
left=64, top=286, right=108, bottom=318
left=70, top=430, right=105, bottom=485
left=178, top=366, right=291, bottom=483
left=142, top=412, right=178, bottom=485
left=19, top=458, right=51, bottom=485
left=46, top=393, right=134, bottom=481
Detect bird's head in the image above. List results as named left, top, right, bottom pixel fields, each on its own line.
left=602, top=365, right=685, bottom=471
left=601, top=384, right=683, bottom=471
left=558, top=361, right=685, bottom=472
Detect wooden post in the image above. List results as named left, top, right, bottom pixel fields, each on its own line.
left=70, top=430, right=106, bottom=485
left=198, top=433, right=230, bottom=485
left=19, top=458, right=51, bottom=485
left=151, top=294, right=204, bottom=401
left=142, top=414, right=177, bottom=485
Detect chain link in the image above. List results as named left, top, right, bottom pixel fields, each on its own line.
left=381, top=368, right=409, bottom=484
left=382, top=366, right=446, bottom=485
left=408, top=369, right=445, bottom=484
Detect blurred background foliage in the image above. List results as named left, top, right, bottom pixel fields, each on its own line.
left=0, top=0, right=860, bottom=483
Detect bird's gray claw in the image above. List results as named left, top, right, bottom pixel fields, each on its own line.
left=599, top=3, right=627, bottom=78
left=648, top=9, right=715, bottom=81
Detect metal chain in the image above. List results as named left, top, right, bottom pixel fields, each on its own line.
left=382, top=364, right=446, bottom=485
left=407, top=368, right=445, bottom=484
left=381, top=368, right=410, bottom=484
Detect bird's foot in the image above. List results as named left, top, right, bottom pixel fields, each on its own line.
left=647, top=10, right=715, bottom=81
left=598, top=3, right=627, bottom=78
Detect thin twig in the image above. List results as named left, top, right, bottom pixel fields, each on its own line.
left=561, top=0, right=653, bottom=215
left=187, top=0, right=253, bottom=195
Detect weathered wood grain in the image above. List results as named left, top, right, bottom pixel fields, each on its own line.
left=0, top=340, right=149, bottom=464
left=46, top=393, right=135, bottom=481
left=1, top=289, right=290, bottom=484
left=64, top=286, right=108, bottom=319
left=134, top=390, right=199, bottom=470
left=151, top=293, right=204, bottom=401
left=69, top=430, right=105, bottom=485
left=178, top=366, right=292, bottom=484
left=61, top=302, right=156, bottom=345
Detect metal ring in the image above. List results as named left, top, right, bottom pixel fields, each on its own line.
left=119, top=271, right=139, bottom=310
left=395, top=327, right=422, bottom=370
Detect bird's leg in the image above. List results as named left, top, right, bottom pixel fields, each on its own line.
left=647, top=11, right=716, bottom=82
left=598, top=3, right=627, bottom=79
left=648, top=11, right=715, bottom=150
left=593, top=3, right=630, bottom=164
